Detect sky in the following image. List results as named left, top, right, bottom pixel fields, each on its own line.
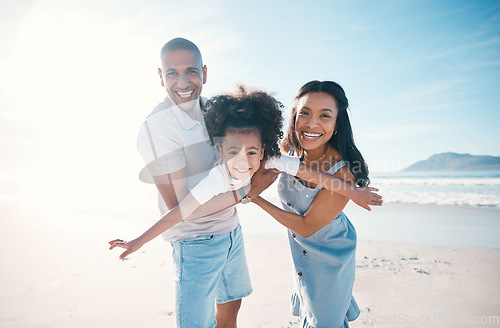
left=1, top=0, right=499, bottom=210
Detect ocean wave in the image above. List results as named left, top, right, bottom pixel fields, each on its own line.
left=261, top=175, right=500, bottom=208
left=371, top=177, right=500, bottom=187
left=380, top=190, right=500, bottom=207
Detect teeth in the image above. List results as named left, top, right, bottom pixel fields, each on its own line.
left=235, top=168, right=250, bottom=173
left=303, top=132, right=322, bottom=138
left=177, top=90, right=194, bottom=98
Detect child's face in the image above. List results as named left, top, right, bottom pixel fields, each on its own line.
left=219, top=131, right=264, bottom=180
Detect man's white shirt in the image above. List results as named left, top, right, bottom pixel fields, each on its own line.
left=137, top=96, right=238, bottom=241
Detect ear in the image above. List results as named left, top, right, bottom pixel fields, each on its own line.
left=260, top=145, right=265, bottom=160
left=158, top=68, right=165, bottom=87
left=217, top=143, right=224, bottom=158
left=202, top=65, right=207, bottom=85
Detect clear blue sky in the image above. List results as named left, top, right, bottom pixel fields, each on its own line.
left=1, top=0, right=499, bottom=180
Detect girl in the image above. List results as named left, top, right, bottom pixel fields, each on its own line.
left=109, top=86, right=381, bottom=260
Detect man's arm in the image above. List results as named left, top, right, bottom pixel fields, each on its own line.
left=152, top=168, right=189, bottom=210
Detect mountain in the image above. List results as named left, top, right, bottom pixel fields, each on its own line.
left=403, top=152, right=500, bottom=171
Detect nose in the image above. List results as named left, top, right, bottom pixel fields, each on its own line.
left=235, top=149, right=250, bottom=166
left=177, top=73, right=189, bottom=89
left=305, top=115, right=319, bottom=127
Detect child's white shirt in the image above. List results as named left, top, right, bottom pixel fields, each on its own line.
left=191, top=154, right=300, bottom=205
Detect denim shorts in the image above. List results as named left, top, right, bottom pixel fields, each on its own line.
left=170, top=224, right=252, bottom=328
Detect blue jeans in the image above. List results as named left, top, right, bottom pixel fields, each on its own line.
left=170, top=224, right=252, bottom=328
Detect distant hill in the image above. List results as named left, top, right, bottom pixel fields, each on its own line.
left=403, top=152, right=500, bottom=171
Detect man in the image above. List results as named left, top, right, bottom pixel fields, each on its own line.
left=135, top=38, right=273, bottom=328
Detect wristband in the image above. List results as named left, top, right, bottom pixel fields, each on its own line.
left=238, top=187, right=251, bottom=204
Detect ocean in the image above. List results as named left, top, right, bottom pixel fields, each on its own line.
left=371, top=171, right=500, bottom=208
left=246, top=170, right=500, bottom=248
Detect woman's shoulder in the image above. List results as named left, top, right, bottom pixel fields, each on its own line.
left=332, top=162, right=356, bottom=184
left=326, top=149, right=354, bottom=181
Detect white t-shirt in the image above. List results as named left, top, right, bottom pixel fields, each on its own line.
left=136, top=96, right=238, bottom=241
left=191, top=155, right=301, bottom=205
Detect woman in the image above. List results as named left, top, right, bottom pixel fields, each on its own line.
left=252, top=80, right=381, bottom=327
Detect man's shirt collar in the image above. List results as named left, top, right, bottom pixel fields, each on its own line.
left=167, top=96, right=206, bottom=130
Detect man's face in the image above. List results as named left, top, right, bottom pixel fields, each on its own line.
left=158, top=49, right=207, bottom=107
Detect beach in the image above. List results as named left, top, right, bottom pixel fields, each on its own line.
left=1, top=193, right=499, bottom=328
left=2, top=0, right=500, bottom=327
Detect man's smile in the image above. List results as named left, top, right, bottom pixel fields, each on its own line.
left=176, top=90, right=194, bottom=99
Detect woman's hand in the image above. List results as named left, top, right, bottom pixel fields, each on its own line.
left=108, top=238, right=144, bottom=260
left=352, top=187, right=383, bottom=211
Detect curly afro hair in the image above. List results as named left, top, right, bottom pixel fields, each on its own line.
left=204, top=85, right=284, bottom=159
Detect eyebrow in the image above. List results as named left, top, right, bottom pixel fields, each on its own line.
left=301, top=106, right=334, bottom=113
left=226, top=146, right=260, bottom=151
left=165, top=66, right=199, bottom=72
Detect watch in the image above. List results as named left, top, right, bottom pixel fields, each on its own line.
left=238, top=187, right=251, bottom=204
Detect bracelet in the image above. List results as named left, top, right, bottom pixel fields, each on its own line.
left=238, top=187, right=251, bottom=204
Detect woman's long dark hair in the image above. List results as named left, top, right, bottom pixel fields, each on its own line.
left=282, top=80, right=370, bottom=186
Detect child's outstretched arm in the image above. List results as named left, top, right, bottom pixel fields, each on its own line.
left=109, top=193, right=201, bottom=259
left=295, top=162, right=383, bottom=211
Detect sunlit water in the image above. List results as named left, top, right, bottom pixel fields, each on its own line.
left=370, top=171, right=500, bottom=207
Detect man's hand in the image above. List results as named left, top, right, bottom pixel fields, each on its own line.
left=351, top=186, right=383, bottom=211
left=109, top=238, right=145, bottom=260
left=247, top=161, right=280, bottom=199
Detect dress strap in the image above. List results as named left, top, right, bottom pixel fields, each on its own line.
left=290, top=147, right=346, bottom=175
left=328, top=160, right=347, bottom=175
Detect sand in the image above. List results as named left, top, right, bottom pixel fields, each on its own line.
left=1, top=197, right=499, bottom=328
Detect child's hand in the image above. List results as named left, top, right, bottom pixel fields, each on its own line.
left=108, top=238, right=144, bottom=260
left=352, top=186, right=383, bottom=211
left=248, top=161, right=280, bottom=198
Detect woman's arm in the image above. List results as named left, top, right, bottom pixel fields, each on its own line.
left=266, top=155, right=382, bottom=211
left=109, top=193, right=201, bottom=259
left=295, top=162, right=382, bottom=211
left=253, top=166, right=355, bottom=238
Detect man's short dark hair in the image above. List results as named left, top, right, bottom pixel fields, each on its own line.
left=160, top=37, right=203, bottom=66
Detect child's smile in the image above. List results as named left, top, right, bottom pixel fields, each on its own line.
left=220, top=131, right=264, bottom=181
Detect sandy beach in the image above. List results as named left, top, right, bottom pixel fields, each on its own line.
left=1, top=196, right=499, bottom=328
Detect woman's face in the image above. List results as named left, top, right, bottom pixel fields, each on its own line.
left=294, top=92, right=338, bottom=151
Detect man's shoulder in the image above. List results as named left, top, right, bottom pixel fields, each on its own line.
left=138, top=99, right=184, bottom=138
left=200, top=96, right=208, bottom=108
left=144, top=97, right=176, bottom=121
left=142, top=96, right=208, bottom=122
